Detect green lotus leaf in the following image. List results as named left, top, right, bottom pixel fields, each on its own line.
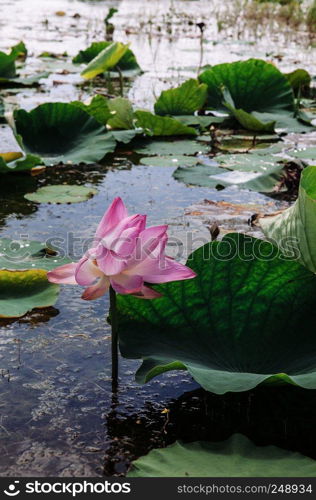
left=174, top=115, right=225, bottom=128
left=107, top=98, right=135, bottom=129
left=128, top=434, right=316, bottom=477
left=208, top=164, right=285, bottom=192
left=24, top=184, right=98, bottom=204
left=140, top=155, right=200, bottom=167
left=80, top=42, right=130, bottom=80
left=13, top=102, right=116, bottom=166
left=289, top=147, right=316, bottom=162
left=173, top=153, right=285, bottom=192
left=199, top=59, right=294, bottom=113
left=73, top=41, right=141, bottom=72
left=252, top=111, right=315, bottom=133
left=118, top=233, right=316, bottom=394
left=0, top=269, right=59, bottom=318
left=134, top=139, right=209, bottom=156
left=0, top=51, right=17, bottom=78
left=134, top=111, right=197, bottom=136
left=0, top=72, right=49, bottom=88
left=154, top=79, right=207, bottom=116
left=284, top=69, right=311, bottom=95
left=71, top=95, right=111, bottom=125
left=173, top=162, right=226, bottom=188
left=0, top=238, right=70, bottom=272
left=10, top=41, right=27, bottom=60
left=214, top=152, right=283, bottom=172
left=0, top=154, right=43, bottom=174
left=110, top=130, right=137, bottom=144
left=259, top=165, right=316, bottom=273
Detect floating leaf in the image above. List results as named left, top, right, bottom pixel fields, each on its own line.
left=128, top=434, right=316, bottom=477
left=199, top=59, right=294, bottom=113
left=173, top=153, right=285, bottom=192
left=0, top=269, right=59, bottom=318
left=134, top=111, right=197, bottom=136
left=290, top=147, right=316, bottom=162
left=134, top=139, right=209, bottom=156
left=13, top=103, right=116, bottom=166
left=259, top=166, right=316, bottom=273
left=214, top=152, right=283, bottom=172
left=154, top=79, right=207, bottom=116
left=81, top=42, right=130, bottom=80
left=24, top=184, right=98, bottom=204
left=118, top=233, right=316, bottom=394
left=0, top=238, right=70, bottom=272
left=140, top=155, right=200, bottom=167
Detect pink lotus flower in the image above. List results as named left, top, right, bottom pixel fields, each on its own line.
left=47, top=197, right=196, bottom=299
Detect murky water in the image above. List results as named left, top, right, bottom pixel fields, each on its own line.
left=0, top=0, right=316, bottom=476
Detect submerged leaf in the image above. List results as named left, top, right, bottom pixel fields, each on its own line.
left=118, top=233, right=316, bottom=394
left=128, top=434, right=316, bottom=477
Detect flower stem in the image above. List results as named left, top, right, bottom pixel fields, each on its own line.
left=109, top=285, right=118, bottom=392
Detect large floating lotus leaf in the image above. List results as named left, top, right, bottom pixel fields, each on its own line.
left=134, top=111, right=197, bottom=136
left=173, top=163, right=223, bottom=188
left=107, top=98, right=135, bottom=129
left=118, top=233, right=316, bottom=394
left=199, top=59, right=294, bottom=113
left=128, top=434, right=316, bottom=478
left=73, top=41, right=141, bottom=72
left=0, top=269, right=59, bottom=318
left=13, top=103, right=116, bottom=166
left=0, top=153, right=43, bottom=174
left=110, top=130, right=137, bottom=144
left=71, top=95, right=111, bottom=125
left=24, top=184, right=98, bottom=204
left=154, top=79, right=207, bottom=116
left=140, top=155, right=200, bottom=167
left=289, top=147, right=316, bottom=162
left=208, top=165, right=285, bottom=193
left=252, top=111, right=315, bottom=133
left=81, top=42, right=130, bottom=80
left=214, top=152, right=283, bottom=172
left=260, top=166, right=316, bottom=273
left=0, top=238, right=70, bottom=272
left=134, top=139, right=209, bottom=156
left=173, top=153, right=285, bottom=192
left=175, top=115, right=225, bottom=128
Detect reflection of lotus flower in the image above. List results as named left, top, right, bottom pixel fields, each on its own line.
left=48, top=197, right=196, bottom=299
